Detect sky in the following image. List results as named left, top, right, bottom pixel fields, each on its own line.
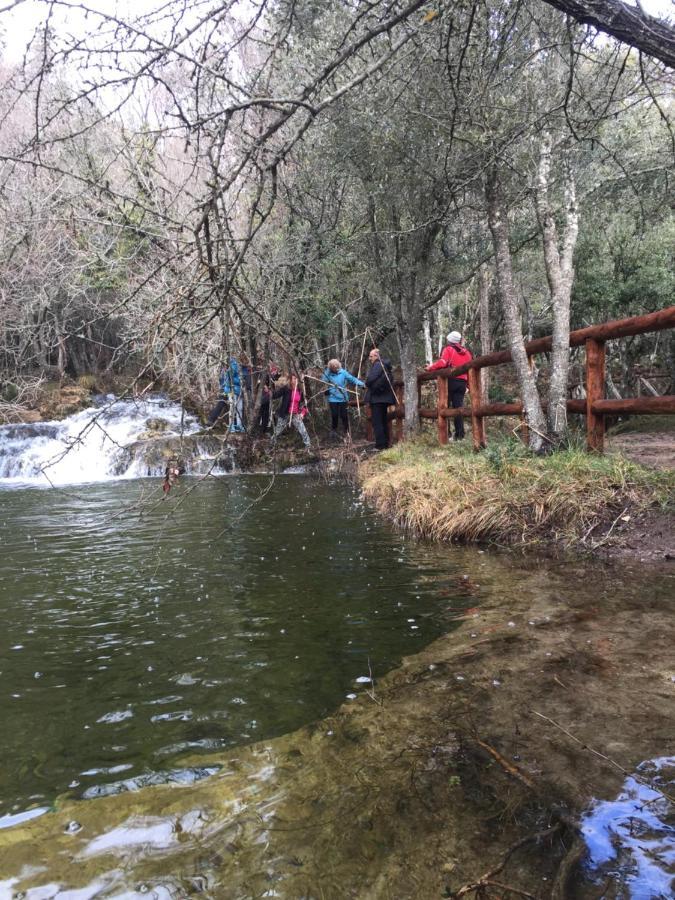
left=0, top=0, right=673, bottom=65
left=0, top=0, right=216, bottom=63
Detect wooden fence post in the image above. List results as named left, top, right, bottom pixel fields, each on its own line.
left=366, top=404, right=373, bottom=442
left=468, top=368, right=486, bottom=450
left=586, top=338, right=606, bottom=452
left=437, top=375, right=449, bottom=445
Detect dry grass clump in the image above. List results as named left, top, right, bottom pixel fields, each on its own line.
left=360, top=438, right=673, bottom=549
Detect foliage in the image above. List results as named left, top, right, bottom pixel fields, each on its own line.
left=0, top=0, right=672, bottom=427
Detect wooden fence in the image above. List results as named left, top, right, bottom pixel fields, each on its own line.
left=366, top=305, right=675, bottom=453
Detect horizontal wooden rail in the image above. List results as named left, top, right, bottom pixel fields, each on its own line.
left=354, top=305, right=674, bottom=452
left=414, top=305, right=674, bottom=453
left=472, top=399, right=588, bottom=417
left=420, top=397, right=675, bottom=420
left=421, top=399, right=588, bottom=419
left=417, top=305, right=675, bottom=383
left=591, top=396, right=675, bottom=415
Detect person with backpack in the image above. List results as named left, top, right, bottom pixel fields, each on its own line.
left=322, top=359, right=365, bottom=440
left=426, top=331, right=472, bottom=440
left=364, top=348, right=396, bottom=450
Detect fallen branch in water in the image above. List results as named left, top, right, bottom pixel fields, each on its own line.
left=445, top=823, right=560, bottom=898
left=531, top=710, right=675, bottom=803
left=590, top=505, right=629, bottom=549
left=473, top=736, right=536, bottom=790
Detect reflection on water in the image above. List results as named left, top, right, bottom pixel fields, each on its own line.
left=581, top=756, right=675, bottom=899
left=0, top=477, right=473, bottom=820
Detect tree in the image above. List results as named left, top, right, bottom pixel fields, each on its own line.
left=1, top=0, right=671, bottom=444
left=541, top=0, right=675, bottom=68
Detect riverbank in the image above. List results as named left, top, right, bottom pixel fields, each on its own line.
left=1, top=552, right=672, bottom=898
left=360, top=437, right=674, bottom=561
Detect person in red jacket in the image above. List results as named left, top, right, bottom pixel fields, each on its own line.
left=426, top=331, right=472, bottom=440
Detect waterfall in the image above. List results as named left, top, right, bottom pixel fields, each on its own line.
left=0, top=395, right=205, bottom=487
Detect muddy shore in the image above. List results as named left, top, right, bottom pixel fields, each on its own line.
left=1, top=554, right=672, bottom=898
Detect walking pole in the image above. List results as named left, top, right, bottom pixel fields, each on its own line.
left=355, top=326, right=369, bottom=422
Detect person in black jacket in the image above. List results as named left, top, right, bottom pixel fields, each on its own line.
left=255, top=363, right=280, bottom=433
left=364, top=348, right=396, bottom=450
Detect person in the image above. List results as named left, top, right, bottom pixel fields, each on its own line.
left=364, top=348, right=396, bottom=450
left=426, top=330, right=472, bottom=440
left=255, top=363, right=280, bottom=433
left=322, top=359, right=365, bottom=439
left=207, top=356, right=249, bottom=431
left=271, top=374, right=311, bottom=449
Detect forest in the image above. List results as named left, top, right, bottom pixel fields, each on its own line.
left=0, top=5, right=674, bottom=897
left=0, top=0, right=673, bottom=452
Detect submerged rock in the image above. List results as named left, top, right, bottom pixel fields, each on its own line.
left=0, top=395, right=239, bottom=484
left=113, top=433, right=237, bottom=477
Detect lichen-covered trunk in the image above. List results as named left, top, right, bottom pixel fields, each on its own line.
left=537, top=134, right=579, bottom=444
left=477, top=266, right=491, bottom=405
left=486, top=167, right=547, bottom=453
left=396, top=319, right=420, bottom=438
left=422, top=313, right=433, bottom=366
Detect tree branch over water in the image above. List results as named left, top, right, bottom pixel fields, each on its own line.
left=541, top=0, right=675, bottom=68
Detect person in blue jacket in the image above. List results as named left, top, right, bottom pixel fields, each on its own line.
left=207, top=356, right=251, bottom=431
left=322, top=359, right=365, bottom=439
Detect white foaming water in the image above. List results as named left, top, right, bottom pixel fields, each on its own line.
left=0, top=395, right=199, bottom=487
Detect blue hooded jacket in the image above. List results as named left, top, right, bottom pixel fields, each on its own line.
left=322, top=367, right=365, bottom=403
left=219, top=357, right=250, bottom=397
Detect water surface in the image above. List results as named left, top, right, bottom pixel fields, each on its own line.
left=0, top=476, right=469, bottom=820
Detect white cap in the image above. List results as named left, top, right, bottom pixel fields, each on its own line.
left=447, top=331, right=462, bottom=343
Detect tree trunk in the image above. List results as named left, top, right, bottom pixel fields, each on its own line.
left=422, top=312, right=433, bottom=366
left=340, top=310, right=350, bottom=364
left=477, top=265, right=491, bottom=405
left=486, top=166, right=547, bottom=452
left=436, top=300, right=444, bottom=356
left=536, top=133, right=579, bottom=443
left=312, top=336, right=323, bottom=367
left=540, top=0, right=675, bottom=69
left=54, top=316, right=68, bottom=380
left=396, top=314, right=421, bottom=438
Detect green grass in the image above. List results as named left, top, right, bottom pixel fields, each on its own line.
left=360, top=436, right=673, bottom=550
left=607, top=415, right=675, bottom=436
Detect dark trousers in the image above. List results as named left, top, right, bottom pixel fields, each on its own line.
left=449, top=378, right=467, bottom=439
left=370, top=403, right=390, bottom=449
left=208, top=398, right=228, bottom=426
left=329, top=402, right=350, bottom=433
left=256, top=398, right=271, bottom=432
left=208, top=394, right=244, bottom=430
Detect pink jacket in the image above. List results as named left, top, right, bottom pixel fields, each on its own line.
left=289, top=390, right=306, bottom=416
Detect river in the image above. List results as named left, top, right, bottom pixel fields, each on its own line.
left=0, top=426, right=673, bottom=897
left=0, top=476, right=468, bottom=822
